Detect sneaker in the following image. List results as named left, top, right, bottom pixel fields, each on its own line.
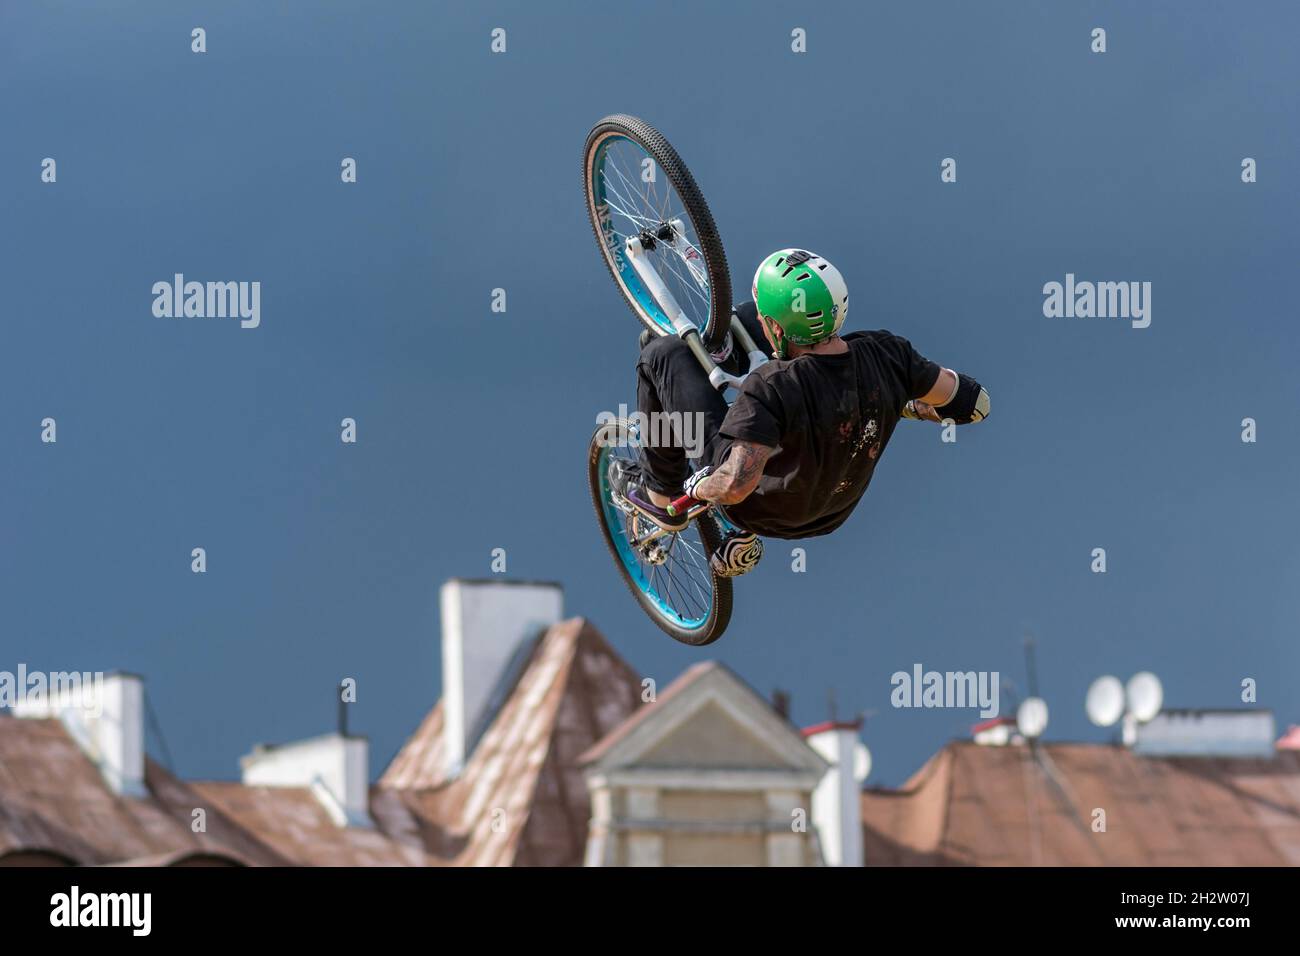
left=710, top=530, right=763, bottom=577
left=608, top=458, right=689, bottom=532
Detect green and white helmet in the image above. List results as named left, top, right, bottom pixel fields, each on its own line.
left=751, top=249, right=849, bottom=359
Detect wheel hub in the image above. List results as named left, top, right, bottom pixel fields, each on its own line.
left=636, top=222, right=678, bottom=251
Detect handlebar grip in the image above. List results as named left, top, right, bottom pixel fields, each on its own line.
left=666, top=494, right=698, bottom=517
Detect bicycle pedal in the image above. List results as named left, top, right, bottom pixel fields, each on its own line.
left=607, top=465, right=634, bottom=511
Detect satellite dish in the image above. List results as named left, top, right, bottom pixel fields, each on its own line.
left=1017, top=697, right=1049, bottom=738
left=853, top=743, right=871, bottom=783
left=1126, top=672, right=1163, bottom=723
left=1086, top=676, right=1125, bottom=727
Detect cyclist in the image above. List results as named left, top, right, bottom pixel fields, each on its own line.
left=612, top=248, right=989, bottom=544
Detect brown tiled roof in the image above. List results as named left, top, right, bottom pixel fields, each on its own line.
left=378, top=701, right=449, bottom=790
left=860, top=740, right=1300, bottom=866
left=372, top=617, right=643, bottom=866
left=1, top=616, right=643, bottom=867
left=0, top=716, right=286, bottom=866
left=190, top=782, right=433, bottom=867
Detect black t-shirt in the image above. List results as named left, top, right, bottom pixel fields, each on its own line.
left=712, top=331, right=941, bottom=539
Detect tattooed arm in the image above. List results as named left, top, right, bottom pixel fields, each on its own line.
left=690, top=440, right=775, bottom=505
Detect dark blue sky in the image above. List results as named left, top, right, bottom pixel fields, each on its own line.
left=4, top=2, right=1297, bottom=786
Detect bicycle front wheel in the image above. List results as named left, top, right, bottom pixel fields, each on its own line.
left=583, top=114, right=733, bottom=353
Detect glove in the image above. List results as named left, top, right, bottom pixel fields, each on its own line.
left=900, top=399, right=941, bottom=423
left=682, top=466, right=712, bottom=500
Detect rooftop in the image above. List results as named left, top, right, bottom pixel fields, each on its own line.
left=861, top=740, right=1300, bottom=866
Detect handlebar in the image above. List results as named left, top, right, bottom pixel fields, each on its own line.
left=666, top=494, right=699, bottom=517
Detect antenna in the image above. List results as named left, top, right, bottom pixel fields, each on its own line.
left=337, top=682, right=348, bottom=737
left=1015, top=634, right=1048, bottom=741
left=1017, top=697, right=1049, bottom=739
left=771, top=688, right=791, bottom=720
left=1085, top=672, right=1163, bottom=746
left=854, top=742, right=872, bottom=782
left=1125, top=672, right=1163, bottom=723
left=1086, top=676, right=1125, bottom=727
left=1023, top=635, right=1039, bottom=699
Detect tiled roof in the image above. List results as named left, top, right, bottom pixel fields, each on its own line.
left=860, top=740, right=1300, bottom=866
left=1, top=617, right=643, bottom=867
left=373, top=617, right=643, bottom=866
left=0, top=715, right=287, bottom=866
left=190, top=782, right=432, bottom=867
left=378, top=702, right=449, bottom=790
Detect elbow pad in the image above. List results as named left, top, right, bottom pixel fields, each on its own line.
left=936, top=373, right=990, bottom=424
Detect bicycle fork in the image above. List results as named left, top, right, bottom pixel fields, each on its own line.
left=623, top=224, right=768, bottom=393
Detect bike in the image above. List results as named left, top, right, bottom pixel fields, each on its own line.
left=583, top=115, right=768, bottom=646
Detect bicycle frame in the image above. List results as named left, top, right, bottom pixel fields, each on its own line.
left=623, top=223, right=771, bottom=525
left=623, top=227, right=768, bottom=392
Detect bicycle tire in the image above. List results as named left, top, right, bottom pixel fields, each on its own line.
left=583, top=114, right=733, bottom=353
left=587, top=420, right=732, bottom=646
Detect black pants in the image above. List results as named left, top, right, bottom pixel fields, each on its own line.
left=635, top=302, right=771, bottom=495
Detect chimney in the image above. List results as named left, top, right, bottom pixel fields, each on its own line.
left=803, top=720, right=869, bottom=867
left=440, top=579, right=562, bottom=776
left=241, top=733, right=371, bottom=827
left=14, top=670, right=145, bottom=797
left=772, top=689, right=791, bottom=720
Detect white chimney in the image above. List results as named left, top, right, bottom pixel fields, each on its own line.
left=440, top=579, right=562, bottom=776
left=14, top=670, right=145, bottom=797
left=241, top=733, right=370, bottom=827
left=805, top=721, right=869, bottom=867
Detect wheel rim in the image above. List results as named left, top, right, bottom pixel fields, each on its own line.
left=595, top=427, right=716, bottom=632
left=588, top=132, right=714, bottom=337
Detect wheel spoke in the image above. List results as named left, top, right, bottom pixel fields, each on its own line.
left=601, top=438, right=714, bottom=628
left=596, top=139, right=712, bottom=333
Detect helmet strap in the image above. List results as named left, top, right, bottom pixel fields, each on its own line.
left=760, top=315, right=787, bottom=360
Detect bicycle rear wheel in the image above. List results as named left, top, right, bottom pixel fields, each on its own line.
left=588, top=419, right=732, bottom=646
left=583, top=114, right=732, bottom=354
